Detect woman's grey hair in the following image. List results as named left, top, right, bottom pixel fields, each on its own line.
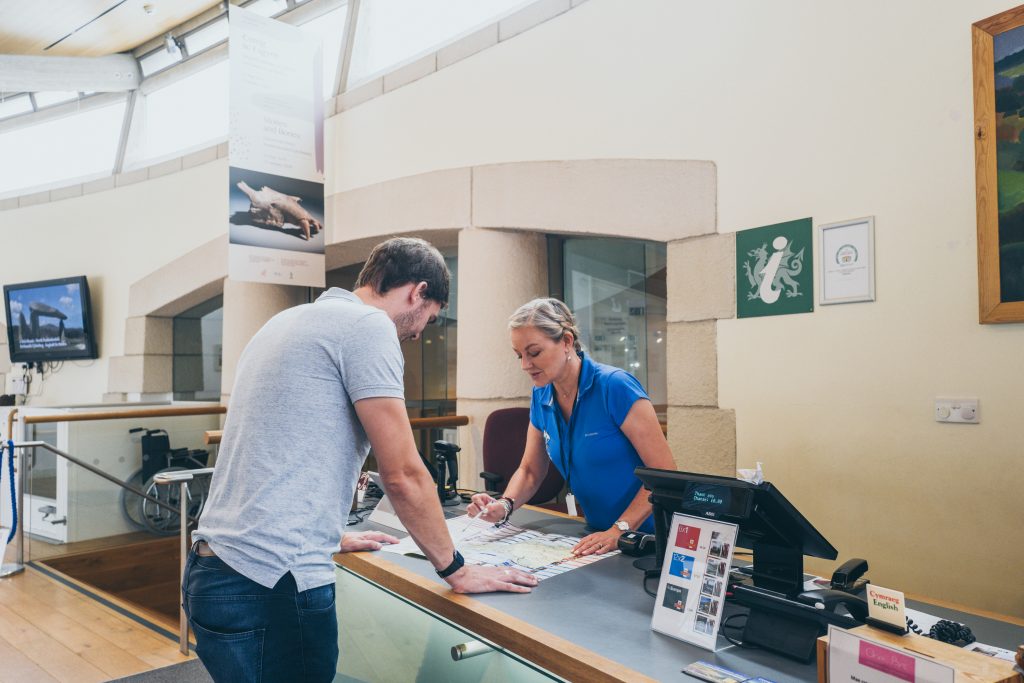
left=508, top=298, right=584, bottom=353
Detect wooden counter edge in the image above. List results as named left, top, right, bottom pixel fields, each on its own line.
left=815, top=626, right=1021, bottom=683
left=333, top=550, right=658, bottom=683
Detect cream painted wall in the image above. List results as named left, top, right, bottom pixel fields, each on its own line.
left=0, top=161, right=228, bottom=405
left=323, top=1, right=1024, bottom=615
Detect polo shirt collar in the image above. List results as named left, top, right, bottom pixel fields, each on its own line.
left=542, top=351, right=596, bottom=408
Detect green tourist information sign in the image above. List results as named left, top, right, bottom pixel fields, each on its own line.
left=736, top=218, right=814, bottom=318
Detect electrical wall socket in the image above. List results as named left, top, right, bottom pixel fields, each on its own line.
left=934, top=398, right=979, bottom=424
left=7, top=376, right=27, bottom=396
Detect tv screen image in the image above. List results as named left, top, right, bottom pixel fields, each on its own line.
left=4, top=276, right=98, bottom=363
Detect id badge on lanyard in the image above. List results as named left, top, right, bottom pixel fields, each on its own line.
left=557, top=400, right=579, bottom=517
left=565, top=492, right=578, bottom=517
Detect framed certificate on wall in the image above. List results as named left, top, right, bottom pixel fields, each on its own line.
left=819, top=216, right=875, bottom=305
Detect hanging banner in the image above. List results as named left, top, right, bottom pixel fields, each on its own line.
left=228, top=5, right=325, bottom=287
left=651, top=512, right=738, bottom=651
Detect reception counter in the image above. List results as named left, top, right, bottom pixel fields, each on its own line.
left=333, top=507, right=1024, bottom=682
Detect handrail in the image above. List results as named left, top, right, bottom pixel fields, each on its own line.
left=0, top=441, right=201, bottom=580
left=203, top=414, right=470, bottom=445
left=7, top=405, right=227, bottom=441
left=154, top=468, right=215, bottom=655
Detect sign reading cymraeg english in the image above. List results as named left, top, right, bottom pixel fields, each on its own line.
left=736, top=218, right=814, bottom=318
left=866, top=583, right=907, bottom=630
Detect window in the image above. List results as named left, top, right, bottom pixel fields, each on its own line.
left=0, top=100, right=126, bottom=195
left=347, top=0, right=531, bottom=87
left=139, top=47, right=183, bottom=77
left=173, top=296, right=224, bottom=401
left=245, top=0, right=288, bottom=18
left=297, top=6, right=349, bottom=99
left=550, top=237, right=667, bottom=412
left=32, top=91, right=80, bottom=109
left=126, top=59, right=229, bottom=167
left=0, top=95, right=33, bottom=120
left=184, top=17, right=229, bottom=56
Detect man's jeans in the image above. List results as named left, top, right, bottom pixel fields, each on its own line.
left=182, top=548, right=339, bottom=683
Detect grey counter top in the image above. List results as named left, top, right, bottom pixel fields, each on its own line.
left=341, top=505, right=1024, bottom=682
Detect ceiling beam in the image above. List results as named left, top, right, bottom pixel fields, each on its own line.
left=0, top=54, right=140, bottom=92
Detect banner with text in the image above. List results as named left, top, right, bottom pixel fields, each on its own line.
left=228, top=6, right=325, bottom=286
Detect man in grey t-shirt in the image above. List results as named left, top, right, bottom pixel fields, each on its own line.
left=184, top=238, right=536, bottom=683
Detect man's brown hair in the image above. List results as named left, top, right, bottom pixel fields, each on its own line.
left=355, top=237, right=450, bottom=305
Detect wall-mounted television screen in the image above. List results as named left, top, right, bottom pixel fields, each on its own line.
left=3, top=276, right=98, bottom=363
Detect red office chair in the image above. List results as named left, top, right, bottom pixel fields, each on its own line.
left=480, top=407, right=565, bottom=507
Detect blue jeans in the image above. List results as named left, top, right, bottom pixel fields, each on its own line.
left=182, top=548, right=339, bottom=683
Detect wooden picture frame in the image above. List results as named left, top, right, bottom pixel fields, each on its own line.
left=973, top=7, right=1024, bottom=323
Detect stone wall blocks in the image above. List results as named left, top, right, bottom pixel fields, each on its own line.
left=666, top=321, right=717, bottom=406
left=667, top=233, right=736, bottom=322
left=666, top=407, right=736, bottom=476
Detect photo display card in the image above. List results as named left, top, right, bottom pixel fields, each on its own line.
left=651, top=512, right=738, bottom=650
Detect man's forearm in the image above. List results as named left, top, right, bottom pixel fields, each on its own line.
left=382, top=466, right=456, bottom=569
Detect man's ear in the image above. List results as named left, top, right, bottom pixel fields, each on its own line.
left=413, top=281, right=429, bottom=301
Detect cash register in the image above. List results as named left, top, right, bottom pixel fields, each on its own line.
left=635, top=467, right=871, bottom=662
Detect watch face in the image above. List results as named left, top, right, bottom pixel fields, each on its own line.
left=616, top=521, right=629, bottom=531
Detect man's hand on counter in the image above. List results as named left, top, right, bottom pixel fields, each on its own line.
left=445, top=565, right=538, bottom=594
left=339, top=531, right=400, bottom=552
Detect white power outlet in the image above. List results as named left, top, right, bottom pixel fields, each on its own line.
left=934, top=398, right=979, bottom=424
left=7, top=375, right=27, bottom=396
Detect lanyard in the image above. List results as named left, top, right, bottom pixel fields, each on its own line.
left=555, top=394, right=579, bottom=494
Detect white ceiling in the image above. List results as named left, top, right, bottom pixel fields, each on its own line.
left=0, top=0, right=219, bottom=56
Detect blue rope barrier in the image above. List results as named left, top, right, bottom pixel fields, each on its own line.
left=5, top=440, right=16, bottom=544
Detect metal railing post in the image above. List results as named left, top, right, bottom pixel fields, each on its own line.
left=154, top=468, right=214, bottom=656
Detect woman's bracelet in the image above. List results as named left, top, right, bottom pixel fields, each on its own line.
left=497, top=496, right=515, bottom=523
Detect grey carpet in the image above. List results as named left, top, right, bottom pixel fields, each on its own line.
left=105, top=658, right=213, bottom=683
left=105, top=659, right=366, bottom=683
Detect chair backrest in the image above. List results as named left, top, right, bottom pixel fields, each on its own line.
left=482, top=407, right=565, bottom=505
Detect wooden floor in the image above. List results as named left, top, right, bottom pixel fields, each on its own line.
left=0, top=565, right=191, bottom=682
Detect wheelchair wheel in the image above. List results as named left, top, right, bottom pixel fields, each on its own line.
left=120, top=468, right=148, bottom=531
left=137, top=466, right=210, bottom=536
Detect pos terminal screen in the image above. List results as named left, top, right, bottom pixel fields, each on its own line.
left=681, top=483, right=754, bottom=519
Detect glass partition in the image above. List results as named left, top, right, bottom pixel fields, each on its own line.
left=550, top=237, right=667, bottom=413
left=173, top=296, right=224, bottom=401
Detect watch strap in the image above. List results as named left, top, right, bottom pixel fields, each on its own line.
left=436, top=550, right=465, bottom=579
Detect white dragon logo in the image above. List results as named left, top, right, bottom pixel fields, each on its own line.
left=743, top=236, right=805, bottom=303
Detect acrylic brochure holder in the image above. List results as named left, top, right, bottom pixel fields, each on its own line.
left=650, top=512, right=738, bottom=651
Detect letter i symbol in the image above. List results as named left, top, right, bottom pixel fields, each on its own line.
left=758, top=236, right=788, bottom=304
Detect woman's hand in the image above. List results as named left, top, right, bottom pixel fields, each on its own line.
left=339, top=531, right=399, bottom=553
left=572, top=528, right=621, bottom=556
left=466, top=493, right=508, bottom=523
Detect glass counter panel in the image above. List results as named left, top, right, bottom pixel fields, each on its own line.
left=335, top=565, right=563, bottom=682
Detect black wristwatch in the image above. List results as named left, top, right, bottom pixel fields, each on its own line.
left=436, top=550, right=465, bottom=579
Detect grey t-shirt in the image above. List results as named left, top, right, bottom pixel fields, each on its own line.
left=194, top=288, right=405, bottom=592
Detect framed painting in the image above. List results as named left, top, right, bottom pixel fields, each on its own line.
left=974, top=6, right=1024, bottom=322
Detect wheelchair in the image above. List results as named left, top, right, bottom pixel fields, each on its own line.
left=120, top=427, right=210, bottom=536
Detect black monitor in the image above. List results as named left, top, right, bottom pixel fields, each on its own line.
left=635, top=467, right=861, bottom=662
left=3, top=276, right=98, bottom=363
left=635, top=467, right=836, bottom=595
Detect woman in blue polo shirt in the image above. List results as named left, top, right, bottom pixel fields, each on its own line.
left=468, top=298, right=677, bottom=556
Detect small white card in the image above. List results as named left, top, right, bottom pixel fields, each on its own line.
left=650, top=513, right=738, bottom=651
left=366, top=495, right=405, bottom=532
left=867, top=583, right=907, bottom=629
left=828, top=625, right=955, bottom=683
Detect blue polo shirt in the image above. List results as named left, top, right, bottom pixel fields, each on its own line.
left=530, top=352, right=654, bottom=533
